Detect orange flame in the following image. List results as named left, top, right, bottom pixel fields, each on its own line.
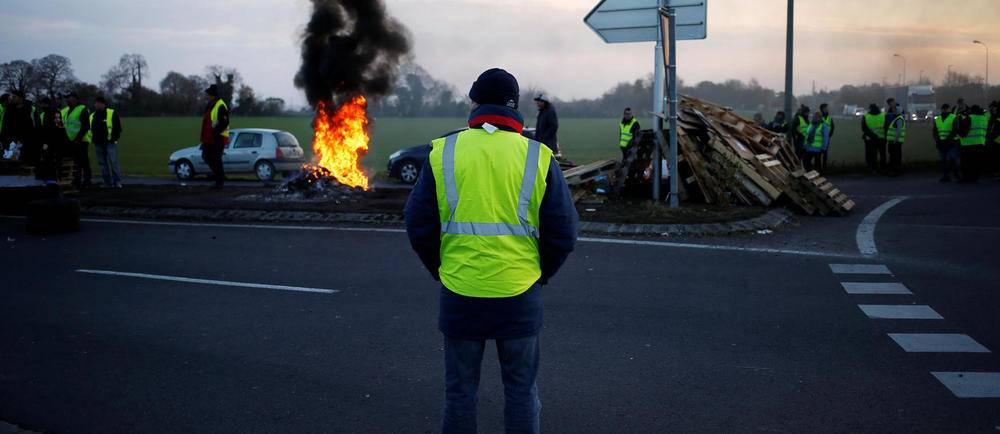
left=311, top=96, right=370, bottom=190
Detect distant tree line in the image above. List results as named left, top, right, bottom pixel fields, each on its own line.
left=0, top=53, right=286, bottom=117
left=3, top=53, right=998, bottom=118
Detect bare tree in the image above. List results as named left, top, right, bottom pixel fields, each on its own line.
left=101, top=53, right=149, bottom=95
left=0, top=60, right=35, bottom=95
left=31, top=54, right=77, bottom=98
left=204, top=65, right=242, bottom=105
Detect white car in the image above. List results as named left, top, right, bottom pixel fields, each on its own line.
left=168, top=128, right=307, bottom=181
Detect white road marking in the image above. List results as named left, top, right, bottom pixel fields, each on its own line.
left=841, top=282, right=913, bottom=295
left=931, top=372, right=1000, bottom=398
left=0, top=215, right=859, bottom=258
left=76, top=269, right=338, bottom=294
left=888, top=333, right=991, bottom=353
left=829, top=264, right=891, bottom=274
left=577, top=237, right=857, bottom=258
left=856, top=196, right=907, bottom=257
left=79, top=218, right=406, bottom=233
left=858, top=304, right=943, bottom=320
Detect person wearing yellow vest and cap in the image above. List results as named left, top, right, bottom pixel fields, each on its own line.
left=861, top=103, right=886, bottom=175
left=405, top=68, right=577, bottom=433
left=792, top=105, right=811, bottom=161
left=956, top=104, right=989, bottom=182
left=803, top=111, right=829, bottom=172
left=200, top=84, right=230, bottom=189
left=932, top=104, right=960, bottom=183
left=884, top=98, right=906, bottom=177
left=88, top=96, right=123, bottom=188
left=618, top=106, right=640, bottom=161
left=61, top=92, right=91, bottom=188
left=818, top=103, right=835, bottom=172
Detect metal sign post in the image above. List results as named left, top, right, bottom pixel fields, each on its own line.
left=584, top=0, right=705, bottom=206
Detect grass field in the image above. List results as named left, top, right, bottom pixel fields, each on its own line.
left=108, top=115, right=940, bottom=178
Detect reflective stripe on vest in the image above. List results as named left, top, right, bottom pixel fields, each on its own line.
left=62, top=105, right=87, bottom=141
left=961, top=114, right=987, bottom=146
left=934, top=114, right=955, bottom=140
left=430, top=129, right=552, bottom=298
left=864, top=112, right=886, bottom=139
left=86, top=108, right=115, bottom=143
left=618, top=118, right=638, bottom=148
left=887, top=115, right=906, bottom=143
left=211, top=99, right=230, bottom=138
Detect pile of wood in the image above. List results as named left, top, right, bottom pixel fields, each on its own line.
left=614, top=96, right=854, bottom=216
left=0, top=157, right=77, bottom=191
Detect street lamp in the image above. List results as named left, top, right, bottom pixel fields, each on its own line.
left=973, top=40, right=989, bottom=102
left=893, top=53, right=907, bottom=86
left=947, top=64, right=955, bottom=82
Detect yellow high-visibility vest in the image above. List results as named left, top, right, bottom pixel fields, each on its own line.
left=211, top=99, right=230, bottom=138
left=86, top=108, right=115, bottom=143
left=864, top=112, right=885, bottom=139
left=428, top=128, right=552, bottom=298
left=934, top=113, right=955, bottom=141
left=961, top=114, right=987, bottom=146
left=619, top=118, right=638, bottom=148
left=61, top=105, right=87, bottom=142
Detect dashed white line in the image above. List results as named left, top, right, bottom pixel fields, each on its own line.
left=931, top=372, right=1000, bottom=398
left=888, top=333, right=991, bottom=353
left=829, top=264, right=891, bottom=274
left=841, top=282, right=912, bottom=295
left=76, top=269, right=338, bottom=294
left=858, top=304, right=943, bottom=320
left=856, top=196, right=907, bottom=257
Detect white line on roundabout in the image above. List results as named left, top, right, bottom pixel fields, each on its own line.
left=76, top=269, right=338, bottom=294
left=856, top=196, right=908, bottom=257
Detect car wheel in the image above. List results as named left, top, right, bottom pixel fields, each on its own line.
left=175, top=159, right=195, bottom=180
left=399, top=160, right=420, bottom=184
left=255, top=160, right=276, bottom=182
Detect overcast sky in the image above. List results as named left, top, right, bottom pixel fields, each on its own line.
left=2, top=0, right=998, bottom=107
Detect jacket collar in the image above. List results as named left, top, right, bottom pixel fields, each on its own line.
left=469, top=104, right=524, bottom=134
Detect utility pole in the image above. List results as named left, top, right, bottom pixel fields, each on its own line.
left=783, top=0, right=794, bottom=137
left=974, top=40, right=989, bottom=103
left=893, top=53, right=907, bottom=87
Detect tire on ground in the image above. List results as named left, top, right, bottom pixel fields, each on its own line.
left=25, top=198, right=81, bottom=235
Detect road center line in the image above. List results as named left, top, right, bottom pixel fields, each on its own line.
left=856, top=196, right=907, bottom=257
left=76, top=269, right=338, bottom=294
left=2, top=216, right=856, bottom=258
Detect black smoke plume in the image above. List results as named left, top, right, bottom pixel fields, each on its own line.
left=295, top=0, right=411, bottom=107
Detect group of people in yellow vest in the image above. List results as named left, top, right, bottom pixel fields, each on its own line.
left=0, top=90, right=122, bottom=187
left=929, top=98, right=999, bottom=183
left=859, top=97, right=998, bottom=182
left=791, top=103, right=836, bottom=173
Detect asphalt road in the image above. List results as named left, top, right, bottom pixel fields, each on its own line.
left=0, top=171, right=998, bottom=433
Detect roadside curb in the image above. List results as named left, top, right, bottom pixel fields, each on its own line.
left=80, top=206, right=794, bottom=236
left=578, top=208, right=794, bottom=236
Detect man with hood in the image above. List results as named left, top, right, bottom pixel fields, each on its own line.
left=404, top=68, right=578, bottom=433
left=533, top=93, right=559, bottom=155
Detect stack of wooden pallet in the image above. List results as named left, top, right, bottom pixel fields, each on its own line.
left=665, top=96, right=853, bottom=215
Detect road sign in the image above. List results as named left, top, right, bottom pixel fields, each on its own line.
left=584, top=0, right=707, bottom=43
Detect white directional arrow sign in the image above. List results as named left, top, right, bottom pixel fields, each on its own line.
left=584, top=0, right=707, bottom=43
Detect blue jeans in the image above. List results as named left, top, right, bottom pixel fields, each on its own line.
left=939, top=146, right=961, bottom=179
left=93, top=142, right=122, bottom=186
left=442, top=334, right=540, bottom=434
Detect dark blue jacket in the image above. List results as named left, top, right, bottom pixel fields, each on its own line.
left=404, top=104, right=578, bottom=340
left=535, top=103, right=559, bottom=152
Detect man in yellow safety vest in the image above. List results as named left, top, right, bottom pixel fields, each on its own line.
left=932, top=104, right=960, bottom=182
left=957, top=104, right=988, bottom=182
left=405, top=68, right=577, bottom=433
left=61, top=92, right=91, bottom=188
left=618, top=106, right=640, bottom=161
left=884, top=98, right=906, bottom=177
left=200, top=84, right=230, bottom=188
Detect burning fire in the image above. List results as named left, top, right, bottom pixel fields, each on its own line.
left=311, top=96, right=370, bottom=190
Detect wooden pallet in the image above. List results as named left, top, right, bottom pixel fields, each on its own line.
left=793, top=170, right=855, bottom=216
left=562, top=158, right=618, bottom=186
